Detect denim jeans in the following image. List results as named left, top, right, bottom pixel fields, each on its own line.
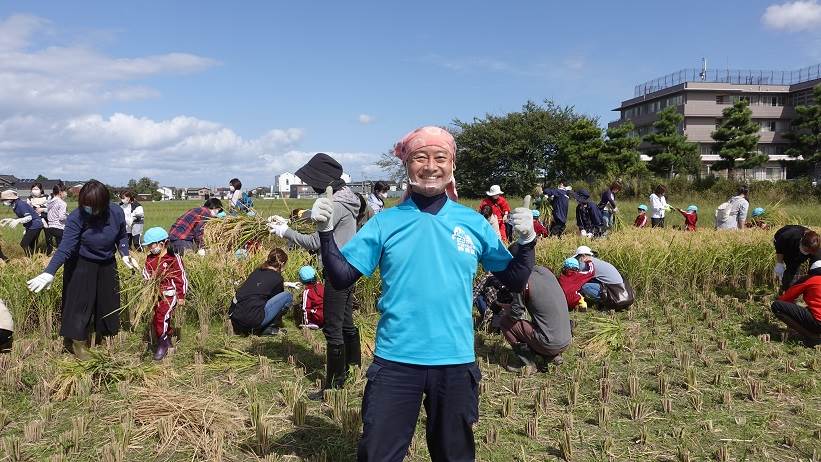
left=261, top=291, right=293, bottom=328
left=601, top=210, right=615, bottom=229
left=581, top=282, right=602, bottom=302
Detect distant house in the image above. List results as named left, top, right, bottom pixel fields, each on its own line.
left=346, top=180, right=406, bottom=198
left=156, top=187, right=175, bottom=201
left=274, top=172, right=302, bottom=197
left=14, top=178, right=67, bottom=198
left=289, top=184, right=317, bottom=199
left=183, top=187, right=211, bottom=201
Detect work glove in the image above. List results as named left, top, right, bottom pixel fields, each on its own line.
left=310, top=186, right=335, bottom=233
left=197, top=248, right=206, bottom=257
left=122, top=255, right=139, bottom=271
left=7, top=218, right=25, bottom=229
left=284, top=282, right=303, bottom=289
left=774, top=262, right=786, bottom=280
left=511, top=195, right=536, bottom=244
left=27, top=273, right=55, bottom=293
left=267, top=221, right=289, bottom=237
left=0, top=218, right=11, bottom=227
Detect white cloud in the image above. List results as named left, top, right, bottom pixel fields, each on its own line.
left=358, top=114, right=375, bottom=124
left=0, top=13, right=380, bottom=186
left=762, top=0, right=821, bottom=30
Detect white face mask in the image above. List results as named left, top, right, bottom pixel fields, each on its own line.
left=229, top=186, right=236, bottom=192
left=122, top=198, right=130, bottom=204
left=2, top=200, right=11, bottom=207
left=378, top=192, right=387, bottom=199
left=31, top=188, right=41, bottom=197
left=149, top=247, right=162, bottom=255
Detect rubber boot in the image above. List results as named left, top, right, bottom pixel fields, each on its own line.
left=154, top=336, right=171, bottom=361
left=310, top=344, right=346, bottom=401
left=344, top=331, right=361, bottom=369
left=506, top=342, right=537, bottom=372
left=71, top=339, right=91, bottom=361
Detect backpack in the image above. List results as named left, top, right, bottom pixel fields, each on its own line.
left=715, top=197, right=738, bottom=225
left=600, top=280, right=636, bottom=311
left=239, top=192, right=254, bottom=211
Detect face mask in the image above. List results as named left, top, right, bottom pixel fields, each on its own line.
left=2, top=200, right=11, bottom=207
left=217, top=211, right=226, bottom=218
left=31, top=188, right=41, bottom=196
left=122, top=198, right=130, bottom=204
left=379, top=192, right=387, bottom=199
left=82, top=206, right=94, bottom=215
left=229, top=186, right=235, bottom=192
left=149, top=247, right=162, bottom=255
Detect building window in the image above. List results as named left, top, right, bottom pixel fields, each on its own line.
left=716, top=95, right=728, bottom=104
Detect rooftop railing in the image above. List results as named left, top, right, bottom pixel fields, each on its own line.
left=634, top=64, right=821, bottom=97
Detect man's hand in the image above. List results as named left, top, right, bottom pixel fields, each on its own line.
left=27, top=273, right=54, bottom=293
left=310, top=186, right=335, bottom=233
left=511, top=195, right=536, bottom=244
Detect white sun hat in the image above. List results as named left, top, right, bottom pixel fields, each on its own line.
left=812, top=260, right=821, bottom=271
left=485, top=185, right=504, bottom=196
left=572, top=245, right=594, bottom=258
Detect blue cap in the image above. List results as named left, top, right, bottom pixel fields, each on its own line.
left=532, top=209, right=540, bottom=218
left=686, top=205, right=698, bottom=212
left=638, top=204, right=648, bottom=212
left=298, top=265, right=317, bottom=283
left=142, top=227, right=169, bottom=246
left=752, top=207, right=765, bottom=217
left=562, top=257, right=580, bottom=270
left=234, top=248, right=248, bottom=260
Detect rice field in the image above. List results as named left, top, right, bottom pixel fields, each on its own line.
left=0, top=197, right=820, bottom=461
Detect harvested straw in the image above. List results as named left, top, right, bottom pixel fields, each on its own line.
left=203, top=215, right=273, bottom=252
left=51, top=350, right=159, bottom=400
left=129, top=385, right=244, bottom=456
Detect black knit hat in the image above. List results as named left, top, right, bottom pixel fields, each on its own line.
left=295, top=153, right=346, bottom=191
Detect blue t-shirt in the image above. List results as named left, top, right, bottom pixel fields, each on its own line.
left=13, top=199, right=43, bottom=230
left=341, top=198, right=512, bottom=365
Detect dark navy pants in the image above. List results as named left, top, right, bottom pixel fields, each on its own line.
left=357, top=356, right=482, bottom=462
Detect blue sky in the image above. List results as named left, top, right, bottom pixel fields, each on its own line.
left=0, top=1, right=819, bottom=186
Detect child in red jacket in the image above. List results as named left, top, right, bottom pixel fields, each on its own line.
left=532, top=210, right=549, bottom=238
left=771, top=260, right=821, bottom=345
left=142, top=227, right=187, bottom=360
left=558, top=257, right=595, bottom=310
left=676, top=205, right=698, bottom=231
left=298, top=265, right=324, bottom=329
left=634, top=205, right=648, bottom=228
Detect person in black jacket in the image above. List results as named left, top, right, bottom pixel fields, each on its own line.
left=773, top=225, right=821, bottom=292
left=542, top=181, right=573, bottom=237
left=575, top=189, right=604, bottom=237
left=229, top=248, right=294, bottom=335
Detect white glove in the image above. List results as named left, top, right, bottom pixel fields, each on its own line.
left=267, top=221, right=289, bottom=237
left=284, top=282, right=302, bottom=289
left=122, top=255, right=139, bottom=271
left=197, top=248, right=206, bottom=256
left=774, top=262, right=785, bottom=279
left=7, top=218, right=26, bottom=229
left=267, top=215, right=288, bottom=224
left=27, top=273, right=55, bottom=293
left=310, top=186, right=335, bottom=233
left=0, top=218, right=12, bottom=227
left=511, top=195, right=536, bottom=244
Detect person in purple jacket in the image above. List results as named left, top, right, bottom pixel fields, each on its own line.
left=26, top=180, right=139, bottom=359
left=1, top=189, right=44, bottom=256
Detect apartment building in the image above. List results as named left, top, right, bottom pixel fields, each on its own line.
left=611, top=64, right=821, bottom=180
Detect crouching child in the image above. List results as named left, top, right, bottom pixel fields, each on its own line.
left=558, top=257, right=595, bottom=311
left=297, top=265, right=324, bottom=329
left=771, top=260, right=821, bottom=346
left=676, top=205, right=698, bottom=231
left=142, top=227, right=187, bottom=360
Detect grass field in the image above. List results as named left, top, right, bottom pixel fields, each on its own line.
left=0, top=197, right=820, bottom=461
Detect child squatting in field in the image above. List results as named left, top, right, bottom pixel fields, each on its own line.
left=141, top=227, right=188, bottom=361
left=228, top=248, right=295, bottom=336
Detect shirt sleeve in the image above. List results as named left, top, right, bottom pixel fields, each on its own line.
left=172, top=254, right=188, bottom=299
left=478, top=219, right=513, bottom=272
left=340, top=217, right=383, bottom=277
left=778, top=279, right=806, bottom=303
left=115, top=208, right=130, bottom=257
left=45, top=211, right=82, bottom=275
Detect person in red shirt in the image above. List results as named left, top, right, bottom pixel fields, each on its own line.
left=298, top=265, right=325, bottom=329
left=558, top=257, right=595, bottom=310
left=771, top=260, right=821, bottom=345
left=532, top=210, right=549, bottom=238
left=676, top=205, right=698, bottom=231
left=141, top=227, right=188, bottom=360
left=478, top=185, right=511, bottom=242
left=634, top=205, right=648, bottom=228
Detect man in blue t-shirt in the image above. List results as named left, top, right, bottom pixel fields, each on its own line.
left=311, top=127, right=536, bottom=462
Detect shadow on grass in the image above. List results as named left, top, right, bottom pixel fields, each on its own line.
left=270, top=415, right=357, bottom=462
left=741, top=317, right=782, bottom=340
left=250, top=336, right=325, bottom=375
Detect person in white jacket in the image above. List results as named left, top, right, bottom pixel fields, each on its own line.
left=0, top=298, right=12, bottom=352
left=649, top=184, right=669, bottom=228
left=120, top=191, right=145, bottom=251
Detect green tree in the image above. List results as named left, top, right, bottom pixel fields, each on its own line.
left=555, top=117, right=605, bottom=181
left=35, top=174, right=48, bottom=182
left=785, top=84, right=821, bottom=169
left=374, top=150, right=407, bottom=182
left=601, top=121, right=646, bottom=177
left=126, top=177, right=161, bottom=201
left=643, top=106, right=700, bottom=178
left=452, top=100, right=583, bottom=197
left=711, top=100, right=763, bottom=180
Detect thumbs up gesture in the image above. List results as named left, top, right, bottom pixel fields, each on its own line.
left=511, top=195, right=537, bottom=244
left=310, top=186, right=335, bottom=232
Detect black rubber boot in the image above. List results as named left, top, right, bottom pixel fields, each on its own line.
left=344, top=330, right=361, bottom=369
left=310, top=344, right=347, bottom=401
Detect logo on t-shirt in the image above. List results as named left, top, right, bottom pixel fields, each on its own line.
left=452, top=226, right=476, bottom=255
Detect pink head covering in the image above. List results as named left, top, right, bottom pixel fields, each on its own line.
left=394, top=126, right=458, bottom=201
